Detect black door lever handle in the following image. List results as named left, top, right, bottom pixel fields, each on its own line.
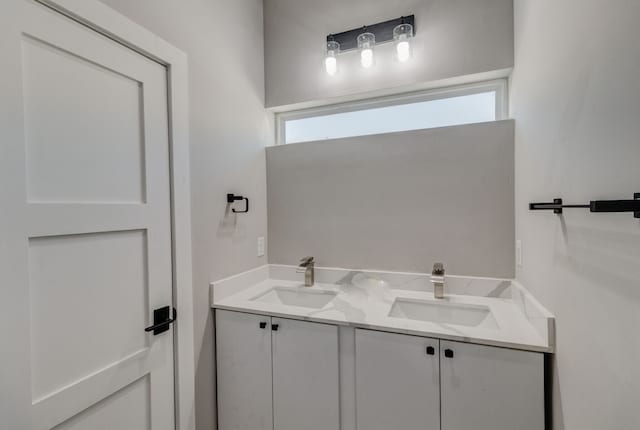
left=145, top=306, right=177, bottom=335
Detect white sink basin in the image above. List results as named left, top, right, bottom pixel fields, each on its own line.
left=389, top=298, right=498, bottom=329
left=252, top=286, right=337, bottom=309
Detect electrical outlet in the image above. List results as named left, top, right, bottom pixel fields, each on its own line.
left=257, top=237, right=265, bottom=257
left=516, top=240, right=523, bottom=267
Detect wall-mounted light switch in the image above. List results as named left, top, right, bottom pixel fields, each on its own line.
left=516, top=239, right=523, bottom=267
left=257, top=236, right=265, bottom=257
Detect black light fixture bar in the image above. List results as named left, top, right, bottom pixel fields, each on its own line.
left=327, top=15, right=415, bottom=52
left=529, top=193, right=640, bottom=218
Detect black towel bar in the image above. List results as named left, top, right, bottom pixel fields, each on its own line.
left=529, top=193, right=640, bottom=218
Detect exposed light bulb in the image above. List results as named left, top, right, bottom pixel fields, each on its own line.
left=357, top=32, right=376, bottom=69
left=325, top=56, right=337, bottom=76
left=393, top=22, right=413, bottom=63
left=396, top=40, right=411, bottom=62
left=325, top=39, right=340, bottom=76
left=360, top=48, right=374, bottom=68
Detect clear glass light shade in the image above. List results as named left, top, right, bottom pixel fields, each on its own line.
left=325, top=40, right=340, bottom=76
left=357, top=32, right=376, bottom=68
left=393, top=23, right=413, bottom=62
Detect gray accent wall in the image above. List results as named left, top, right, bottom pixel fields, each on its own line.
left=264, top=0, right=514, bottom=108
left=267, top=120, right=515, bottom=278
left=512, top=1, right=640, bottom=429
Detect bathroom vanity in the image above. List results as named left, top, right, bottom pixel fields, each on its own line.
left=212, top=266, right=554, bottom=430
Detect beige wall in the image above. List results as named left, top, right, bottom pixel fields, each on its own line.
left=267, top=120, right=515, bottom=278
left=264, top=0, right=514, bottom=108
left=99, top=1, right=271, bottom=429
left=512, top=1, right=640, bottom=429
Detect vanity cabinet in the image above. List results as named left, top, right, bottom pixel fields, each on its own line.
left=355, top=329, right=544, bottom=430
left=216, top=310, right=340, bottom=430
left=271, top=316, right=340, bottom=430
left=217, top=311, right=545, bottom=430
left=216, top=310, right=273, bottom=430
left=440, top=340, right=544, bottom=430
left=355, top=329, right=441, bottom=430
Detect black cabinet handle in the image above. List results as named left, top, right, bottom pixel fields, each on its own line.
left=259, top=322, right=267, bottom=329
left=271, top=324, right=279, bottom=331
left=426, top=346, right=435, bottom=356
left=444, top=348, right=454, bottom=358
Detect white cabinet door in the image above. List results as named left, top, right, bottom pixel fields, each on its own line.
left=440, top=341, right=544, bottom=430
left=216, top=310, right=273, bottom=430
left=271, top=318, right=340, bottom=430
left=355, top=329, right=440, bottom=430
left=1, top=1, right=175, bottom=428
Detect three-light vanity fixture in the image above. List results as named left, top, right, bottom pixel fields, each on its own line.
left=325, top=15, right=415, bottom=76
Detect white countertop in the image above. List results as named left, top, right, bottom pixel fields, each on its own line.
left=211, top=267, right=554, bottom=353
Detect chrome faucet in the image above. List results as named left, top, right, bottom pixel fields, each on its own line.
left=297, top=256, right=315, bottom=287
left=431, top=263, right=445, bottom=299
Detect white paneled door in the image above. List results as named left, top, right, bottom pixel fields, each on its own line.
left=1, top=1, right=175, bottom=429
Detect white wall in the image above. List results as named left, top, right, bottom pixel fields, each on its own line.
left=98, top=1, right=271, bottom=429
left=267, top=121, right=515, bottom=278
left=511, top=1, right=640, bottom=429
left=264, top=0, right=514, bottom=108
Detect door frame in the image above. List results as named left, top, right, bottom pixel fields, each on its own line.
left=32, top=0, right=196, bottom=429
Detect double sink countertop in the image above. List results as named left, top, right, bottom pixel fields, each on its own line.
left=210, top=265, right=555, bottom=353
